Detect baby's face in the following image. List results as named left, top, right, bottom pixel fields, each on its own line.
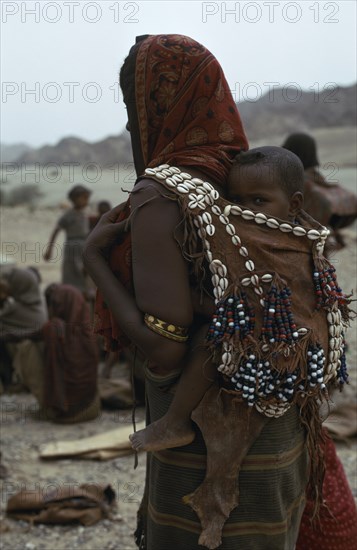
left=227, top=163, right=291, bottom=220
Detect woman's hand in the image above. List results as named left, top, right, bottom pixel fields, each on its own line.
left=84, top=202, right=128, bottom=259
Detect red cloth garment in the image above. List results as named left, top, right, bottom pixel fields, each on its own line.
left=94, top=202, right=133, bottom=350
left=43, top=284, right=98, bottom=416
left=296, top=432, right=357, bottom=550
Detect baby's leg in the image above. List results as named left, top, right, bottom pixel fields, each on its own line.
left=129, top=324, right=214, bottom=452
left=185, top=389, right=269, bottom=549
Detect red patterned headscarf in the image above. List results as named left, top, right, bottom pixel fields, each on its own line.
left=125, top=34, right=248, bottom=183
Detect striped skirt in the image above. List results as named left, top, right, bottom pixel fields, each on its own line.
left=137, top=367, right=309, bottom=550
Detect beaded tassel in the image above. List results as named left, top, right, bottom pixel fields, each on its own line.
left=207, top=293, right=255, bottom=345
left=336, top=335, right=349, bottom=385
left=230, top=342, right=328, bottom=408
left=262, top=285, right=298, bottom=345
left=313, top=266, right=348, bottom=309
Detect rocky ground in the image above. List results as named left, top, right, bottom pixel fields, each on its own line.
left=0, top=207, right=356, bottom=550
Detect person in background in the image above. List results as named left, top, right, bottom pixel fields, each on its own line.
left=0, top=267, right=47, bottom=389
left=282, top=133, right=357, bottom=250
left=15, top=284, right=100, bottom=423
left=43, top=185, right=92, bottom=293
left=89, top=200, right=112, bottom=231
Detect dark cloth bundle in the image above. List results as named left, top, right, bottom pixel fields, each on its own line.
left=6, top=484, right=116, bottom=526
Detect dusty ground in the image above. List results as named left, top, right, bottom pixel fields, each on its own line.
left=0, top=207, right=356, bottom=550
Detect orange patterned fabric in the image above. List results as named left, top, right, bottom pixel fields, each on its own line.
left=135, top=34, right=248, bottom=184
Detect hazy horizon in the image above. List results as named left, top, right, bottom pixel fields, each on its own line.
left=1, top=0, right=356, bottom=148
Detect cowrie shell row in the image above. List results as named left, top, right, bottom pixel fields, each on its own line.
left=211, top=274, right=220, bottom=286
left=204, top=194, right=214, bottom=206
left=185, top=181, right=197, bottom=190
left=298, top=327, right=308, bottom=335
left=165, top=177, right=176, bottom=188
left=255, top=213, right=267, bottom=224
left=191, top=177, right=204, bottom=184
left=158, top=164, right=170, bottom=169
left=230, top=206, right=242, bottom=215
left=206, top=250, right=213, bottom=262
left=254, top=287, right=264, bottom=296
left=293, top=226, right=306, bottom=236
left=261, top=273, right=273, bottom=283
left=169, top=166, right=181, bottom=174
left=214, top=287, right=223, bottom=300
left=211, top=205, right=221, bottom=215
left=155, top=172, right=166, bottom=180
left=245, top=260, right=255, bottom=272
left=203, top=182, right=214, bottom=192
left=145, top=168, right=157, bottom=176
left=279, top=223, right=293, bottom=233
left=251, top=274, right=260, bottom=286
left=307, top=229, right=321, bottom=240
left=180, top=172, right=192, bottom=179
left=219, top=214, right=229, bottom=225
left=241, top=209, right=255, bottom=220
left=218, top=265, right=227, bottom=277
left=239, top=247, right=248, bottom=257
left=329, top=325, right=337, bottom=337
left=266, top=218, right=279, bottom=228
left=241, top=277, right=251, bottom=286
left=206, top=224, right=215, bottom=236
left=222, top=352, right=232, bottom=365
left=176, top=183, right=189, bottom=193
left=220, top=278, right=228, bottom=290
left=232, top=235, right=241, bottom=246
left=202, top=212, right=212, bottom=224
left=161, top=169, right=172, bottom=177
left=224, top=205, right=232, bottom=216
left=225, top=224, right=236, bottom=236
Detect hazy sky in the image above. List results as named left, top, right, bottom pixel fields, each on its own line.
left=1, top=0, right=356, bottom=147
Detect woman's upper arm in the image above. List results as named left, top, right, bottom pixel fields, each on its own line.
left=130, top=180, right=193, bottom=328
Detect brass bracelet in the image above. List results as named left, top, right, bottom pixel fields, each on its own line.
left=144, top=314, right=189, bottom=343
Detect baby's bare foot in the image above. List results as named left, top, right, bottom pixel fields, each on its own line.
left=129, top=417, right=195, bottom=452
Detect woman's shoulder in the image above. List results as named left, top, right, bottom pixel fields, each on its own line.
left=130, top=177, right=178, bottom=211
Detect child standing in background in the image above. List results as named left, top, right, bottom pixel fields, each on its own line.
left=44, top=185, right=91, bottom=293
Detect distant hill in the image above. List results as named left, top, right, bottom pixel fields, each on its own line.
left=239, top=83, right=357, bottom=140
left=3, top=83, right=356, bottom=166
left=16, top=134, right=132, bottom=166
left=1, top=143, right=32, bottom=162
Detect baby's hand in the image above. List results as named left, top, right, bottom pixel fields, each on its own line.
left=83, top=202, right=128, bottom=257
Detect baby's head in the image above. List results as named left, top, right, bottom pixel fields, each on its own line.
left=227, top=146, right=304, bottom=221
